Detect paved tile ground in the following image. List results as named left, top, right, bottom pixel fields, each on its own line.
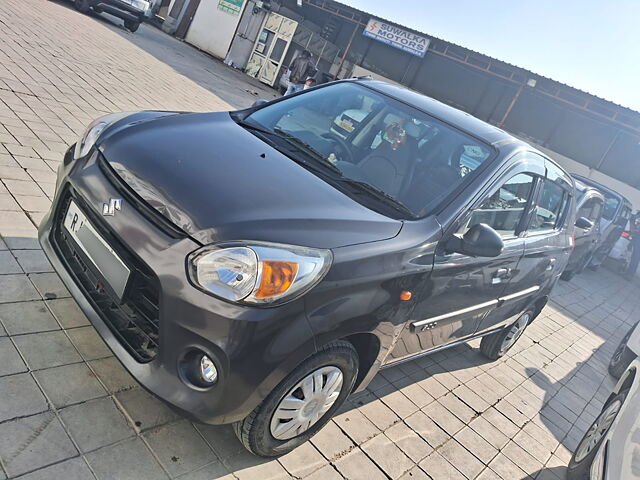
left=0, top=1, right=637, bottom=479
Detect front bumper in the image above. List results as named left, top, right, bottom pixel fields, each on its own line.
left=39, top=149, right=316, bottom=424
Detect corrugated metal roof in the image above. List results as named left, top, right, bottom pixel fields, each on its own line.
left=323, top=0, right=640, bottom=116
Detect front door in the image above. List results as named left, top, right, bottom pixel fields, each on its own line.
left=388, top=169, right=538, bottom=362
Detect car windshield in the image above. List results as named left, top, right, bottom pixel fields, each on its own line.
left=602, top=195, right=620, bottom=221
left=241, top=82, right=494, bottom=218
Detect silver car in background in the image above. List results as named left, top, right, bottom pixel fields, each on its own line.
left=568, top=322, right=640, bottom=479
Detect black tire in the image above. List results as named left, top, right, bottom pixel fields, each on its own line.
left=560, top=269, right=575, bottom=281
left=74, top=0, right=91, bottom=13
left=609, top=325, right=637, bottom=379
left=567, top=390, right=627, bottom=479
left=233, top=340, right=358, bottom=457
left=125, top=20, right=140, bottom=32
left=480, top=309, right=533, bottom=360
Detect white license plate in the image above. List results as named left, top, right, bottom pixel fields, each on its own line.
left=63, top=200, right=131, bottom=299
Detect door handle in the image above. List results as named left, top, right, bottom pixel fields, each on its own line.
left=492, top=268, right=511, bottom=284
left=546, top=258, right=556, bottom=271
left=493, top=268, right=511, bottom=278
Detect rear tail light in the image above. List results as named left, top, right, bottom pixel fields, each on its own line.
left=622, top=231, right=630, bottom=239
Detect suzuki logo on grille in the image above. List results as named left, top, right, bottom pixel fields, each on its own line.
left=102, top=198, right=122, bottom=216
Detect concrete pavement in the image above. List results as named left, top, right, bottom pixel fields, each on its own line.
left=0, top=2, right=637, bottom=479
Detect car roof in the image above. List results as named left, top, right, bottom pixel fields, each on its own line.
left=574, top=180, right=604, bottom=201
left=352, top=79, right=527, bottom=148
left=571, top=174, right=631, bottom=205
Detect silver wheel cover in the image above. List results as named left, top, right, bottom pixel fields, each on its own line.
left=270, top=366, right=343, bottom=441
left=499, top=312, right=531, bottom=355
left=574, top=399, right=622, bottom=463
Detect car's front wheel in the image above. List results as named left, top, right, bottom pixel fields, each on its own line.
left=560, top=268, right=575, bottom=281
left=125, top=20, right=140, bottom=32
left=74, top=0, right=91, bottom=13
left=233, top=340, right=358, bottom=457
left=609, top=324, right=637, bottom=379
left=480, top=309, right=533, bottom=360
left=567, top=391, right=627, bottom=479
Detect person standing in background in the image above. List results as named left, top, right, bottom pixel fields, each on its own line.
left=625, top=211, right=640, bottom=279
left=285, top=50, right=313, bottom=96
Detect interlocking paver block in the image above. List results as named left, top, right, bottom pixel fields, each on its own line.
left=333, top=407, right=380, bottom=444
left=334, top=448, right=388, bottom=480
left=419, top=451, right=466, bottom=480
left=0, top=301, right=59, bottom=335
left=86, top=437, right=168, bottom=480
left=277, top=440, right=327, bottom=478
left=29, top=272, right=70, bottom=300
left=66, top=325, right=111, bottom=361
left=439, top=438, right=485, bottom=479
left=455, top=426, right=499, bottom=464
left=404, top=411, right=450, bottom=449
left=46, top=298, right=90, bottom=328
left=13, top=330, right=82, bottom=370
left=144, top=420, right=215, bottom=478
left=11, top=457, right=94, bottom=480
left=34, top=362, right=107, bottom=408
left=0, top=251, right=22, bottom=275
left=385, top=421, right=433, bottom=463
left=0, top=373, right=48, bottom=422
left=60, top=397, right=135, bottom=453
left=0, top=412, right=77, bottom=477
left=0, top=274, right=40, bottom=303
left=88, top=356, right=138, bottom=394
left=310, top=420, right=354, bottom=461
left=0, top=337, right=28, bottom=376
left=361, top=431, right=414, bottom=479
left=115, top=387, right=181, bottom=432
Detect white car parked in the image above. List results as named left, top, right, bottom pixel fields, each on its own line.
left=568, top=322, right=640, bottom=479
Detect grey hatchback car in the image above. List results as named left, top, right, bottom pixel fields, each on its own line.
left=40, top=79, right=576, bottom=456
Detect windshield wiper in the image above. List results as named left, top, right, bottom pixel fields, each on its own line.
left=338, top=178, right=415, bottom=218
left=272, top=128, right=342, bottom=175
left=236, top=119, right=342, bottom=175
left=237, top=119, right=413, bottom=217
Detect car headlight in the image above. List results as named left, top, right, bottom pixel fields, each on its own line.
left=74, top=112, right=133, bottom=160
left=188, top=242, right=332, bottom=305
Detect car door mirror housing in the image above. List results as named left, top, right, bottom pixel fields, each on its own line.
left=447, top=223, right=504, bottom=257
left=575, top=216, right=594, bottom=230
left=251, top=99, right=269, bottom=108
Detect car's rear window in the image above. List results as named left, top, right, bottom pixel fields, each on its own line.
left=602, top=195, right=620, bottom=221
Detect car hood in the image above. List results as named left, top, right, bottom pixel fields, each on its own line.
left=98, top=111, right=402, bottom=249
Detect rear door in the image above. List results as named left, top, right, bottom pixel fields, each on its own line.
left=573, top=195, right=603, bottom=265
left=482, top=157, right=574, bottom=332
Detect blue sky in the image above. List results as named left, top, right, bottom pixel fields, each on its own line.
left=340, top=0, right=640, bottom=112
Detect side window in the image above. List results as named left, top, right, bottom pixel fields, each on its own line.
left=465, top=173, right=535, bottom=238
left=577, top=198, right=602, bottom=222
left=529, top=179, right=567, bottom=233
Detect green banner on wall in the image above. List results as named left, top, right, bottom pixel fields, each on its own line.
left=218, top=0, right=244, bottom=16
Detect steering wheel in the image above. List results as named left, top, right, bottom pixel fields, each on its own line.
left=321, top=132, right=354, bottom=164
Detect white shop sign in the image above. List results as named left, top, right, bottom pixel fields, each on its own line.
left=363, top=19, right=429, bottom=58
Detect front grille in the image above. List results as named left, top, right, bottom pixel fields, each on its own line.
left=51, top=191, right=161, bottom=362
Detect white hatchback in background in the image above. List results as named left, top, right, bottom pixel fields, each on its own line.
left=568, top=322, right=640, bottom=479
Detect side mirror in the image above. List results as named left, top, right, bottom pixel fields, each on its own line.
left=446, top=223, right=504, bottom=257
left=575, top=216, right=594, bottom=230
left=251, top=99, right=269, bottom=108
